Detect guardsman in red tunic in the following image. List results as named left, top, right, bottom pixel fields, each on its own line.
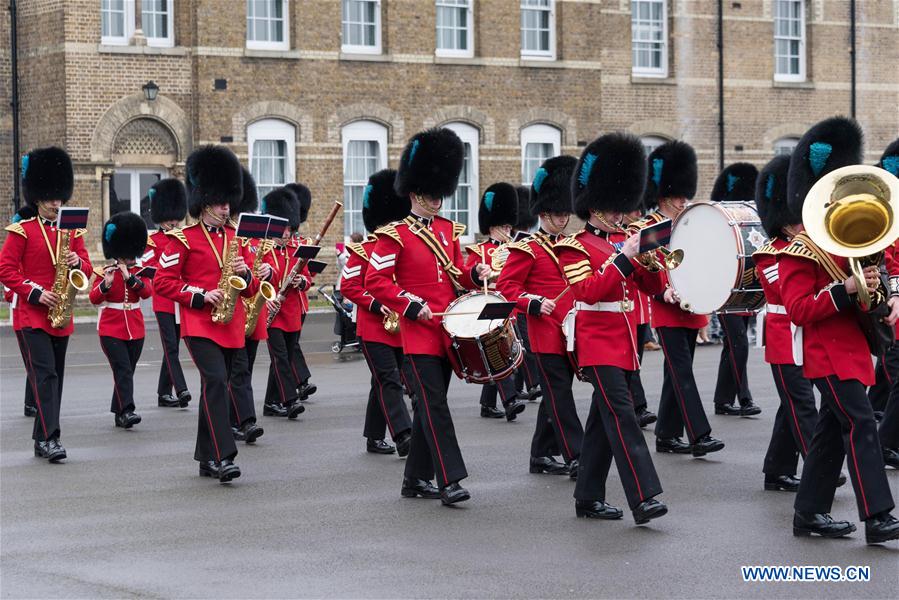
left=555, top=133, right=668, bottom=524
left=465, top=183, right=527, bottom=422
left=5, top=205, right=38, bottom=417
left=633, top=141, right=724, bottom=457
left=779, top=117, right=899, bottom=544
left=285, top=183, right=317, bottom=402
left=497, top=155, right=583, bottom=477
left=366, top=128, right=490, bottom=505
left=155, top=145, right=261, bottom=483
left=340, top=168, right=413, bottom=456
left=710, top=163, right=762, bottom=417
left=89, top=212, right=152, bottom=429
left=0, top=147, right=92, bottom=462
left=145, top=178, right=192, bottom=408
left=511, top=185, right=543, bottom=403
left=260, top=187, right=309, bottom=420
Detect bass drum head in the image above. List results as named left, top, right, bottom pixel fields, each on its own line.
left=443, top=291, right=505, bottom=338
left=668, top=203, right=739, bottom=314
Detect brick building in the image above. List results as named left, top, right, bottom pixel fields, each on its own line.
left=1, top=0, right=897, bottom=277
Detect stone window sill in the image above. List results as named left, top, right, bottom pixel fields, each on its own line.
left=98, top=44, right=187, bottom=56
left=773, top=80, right=815, bottom=90
left=631, top=75, right=676, bottom=85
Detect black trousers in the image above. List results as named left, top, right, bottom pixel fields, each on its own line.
left=14, top=329, right=36, bottom=409
left=155, top=311, right=187, bottom=397
left=713, top=314, right=753, bottom=406
left=763, top=363, right=818, bottom=476
left=869, top=342, right=899, bottom=413
left=630, top=323, right=651, bottom=412
left=479, top=377, right=519, bottom=409
left=534, top=353, right=583, bottom=462
left=293, top=338, right=311, bottom=384
left=245, top=338, right=259, bottom=373
left=183, top=337, right=240, bottom=463
left=795, top=376, right=894, bottom=520
left=99, top=336, right=144, bottom=415
left=360, top=339, right=413, bottom=441
left=655, top=327, right=712, bottom=443
left=514, top=319, right=540, bottom=393
left=265, top=329, right=300, bottom=407
left=403, top=355, right=467, bottom=488
left=880, top=363, right=899, bottom=450
left=226, top=345, right=257, bottom=428
left=20, top=328, right=68, bottom=441
left=575, top=365, right=663, bottom=509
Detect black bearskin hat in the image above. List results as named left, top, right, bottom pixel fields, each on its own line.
left=235, top=167, right=259, bottom=215
left=11, top=205, right=37, bottom=224
left=572, top=133, right=647, bottom=220
left=787, top=117, right=863, bottom=216
left=148, top=178, right=187, bottom=224
left=643, top=141, right=698, bottom=210
left=711, top=162, right=759, bottom=202
left=21, top=146, right=74, bottom=206
left=285, top=183, right=312, bottom=223
left=530, top=155, right=576, bottom=215
left=478, top=182, right=519, bottom=235
left=755, top=155, right=795, bottom=238
left=362, top=169, right=409, bottom=234
left=877, top=139, right=899, bottom=177
left=262, top=187, right=301, bottom=230
left=185, top=145, right=244, bottom=218
left=515, top=185, right=537, bottom=231
left=394, top=128, right=465, bottom=199
left=102, top=211, right=148, bottom=260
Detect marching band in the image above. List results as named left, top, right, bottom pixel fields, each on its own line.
left=2, top=116, right=898, bottom=544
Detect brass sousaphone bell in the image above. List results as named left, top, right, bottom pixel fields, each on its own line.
left=803, top=165, right=899, bottom=309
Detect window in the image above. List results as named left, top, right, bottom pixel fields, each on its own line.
left=631, top=0, right=667, bottom=77
left=774, top=0, right=805, bottom=81
left=247, top=0, right=289, bottom=50
left=101, top=1, right=173, bottom=47
left=520, top=124, right=561, bottom=185
left=520, top=0, right=555, bottom=59
left=774, top=136, right=799, bottom=156
left=110, top=168, right=166, bottom=227
left=441, top=123, right=479, bottom=241
left=436, top=0, right=474, bottom=58
left=342, top=121, right=388, bottom=237
left=640, top=135, right=669, bottom=156
left=143, top=0, right=174, bottom=47
left=248, top=119, right=296, bottom=200
left=101, top=0, right=130, bottom=44
left=342, top=0, right=382, bottom=54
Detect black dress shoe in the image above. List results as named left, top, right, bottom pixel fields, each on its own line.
left=34, top=439, right=67, bottom=462
left=575, top=500, right=623, bottom=520
left=218, top=459, right=241, bottom=483
left=401, top=478, right=441, bottom=499
left=865, top=512, right=899, bottom=544
left=199, top=460, right=220, bottom=478
left=298, top=382, right=317, bottom=400
left=793, top=512, right=856, bottom=538
left=714, top=403, right=743, bottom=416
left=24, top=405, right=37, bottom=417
left=115, top=410, right=142, bottom=429
left=480, top=406, right=504, bottom=419
left=567, top=459, right=579, bottom=480
left=234, top=422, right=264, bottom=443
left=177, top=390, right=192, bottom=407
left=524, top=386, right=542, bottom=401
left=158, top=394, right=180, bottom=408
left=504, top=399, right=526, bottom=421
left=883, top=447, right=899, bottom=469
left=287, top=401, right=306, bottom=419
left=656, top=437, right=692, bottom=454
left=636, top=408, right=657, bottom=428
left=837, top=472, right=848, bottom=487
left=765, top=474, right=800, bottom=492
left=263, top=402, right=288, bottom=417
left=739, top=400, right=762, bottom=416
left=632, top=499, right=668, bottom=524
left=691, top=434, right=725, bottom=457
left=367, top=438, right=396, bottom=454
left=873, top=410, right=884, bottom=422
left=440, top=482, right=470, bottom=506
left=395, top=431, right=412, bottom=458
left=529, top=456, right=569, bottom=475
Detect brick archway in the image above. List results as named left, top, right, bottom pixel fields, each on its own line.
left=424, top=106, right=495, bottom=145
left=232, top=100, right=314, bottom=145
left=91, top=93, right=191, bottom=163
left=508, top=108, right=576, bottom=146
left=326, top=103, right=404, bottom=144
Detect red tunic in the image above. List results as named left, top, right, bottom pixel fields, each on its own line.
left=0, top=217, right=93, bottom=336
left=496, top=232, right=571, bottom=356
left=754, top=237, right=795, bottom=365
left=555, top=228, right=666, bottom=370
left=145, top=229, right=177, bottom=315
left=364, top=215, right=480, bottom=357
left=340, top=237, right=400, bottom=347
left=153, top=223, right=259, bottom=349
left=610, top=230, right=651, bottom=325
left=88, top=264, right=152, bottom=340
left=263, top=240, right=309, bottom=333
left=243, top=238, right=281, bottom=341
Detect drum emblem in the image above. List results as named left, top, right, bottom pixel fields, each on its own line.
left=747, top=228, right=766, bottom=250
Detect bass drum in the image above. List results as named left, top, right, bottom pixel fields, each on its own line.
left=668, top=201, right=768, bottom=314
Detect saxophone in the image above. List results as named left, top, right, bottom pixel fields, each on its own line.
left=48, top=229, right=89, bottom=328
left=211, top=235, right=247, bottom=325
left=244, top=240, right=277, bottom=335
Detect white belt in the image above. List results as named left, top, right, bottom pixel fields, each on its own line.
left=574, top=300, right=634, bottom=313
left=766, top=303, right=787, bottom=315
left=103, top=301, right=142, bottom=311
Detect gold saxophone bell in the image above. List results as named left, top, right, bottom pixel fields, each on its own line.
left=211, top=237, right=245, bottom=324
left=803, top=165, right=899, bottom=309
left=48, top=229, right=89, bottom=328
left=383, top=310, right=400, bottom=334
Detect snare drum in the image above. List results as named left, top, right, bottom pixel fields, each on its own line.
left=668, top=201, right=768, bottom=314
left=442, top=291, right=523, bottom=384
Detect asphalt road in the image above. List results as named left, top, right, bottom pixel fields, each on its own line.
left=1, top=316, right=897, bottom=598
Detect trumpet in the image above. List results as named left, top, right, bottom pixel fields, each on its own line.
left=598, top=212, right=683, bottom=271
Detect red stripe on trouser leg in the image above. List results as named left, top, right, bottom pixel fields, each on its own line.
left=409, top=359, right=449, bottom=486
left=776, top=364, right=808, bottom=455
left=21, top=338, right=48, bottom=439
left=267, top=338, right=288, bottom=404
left=158, top=324, right=178, bottom=390
left=720, top=317, right=743, bottom=389
left=227, top=384, right=242, bottom=425
left=824, top=376, right=870, bottom=517
left=657, top=331, right=697, bottom=441
left=361, top=341, right=396, bottom=438
left=536, top=354, right=573, bottom=460
left=593, top=367, right=644, bottom=502
left=184, top=339, right=222, bottom=462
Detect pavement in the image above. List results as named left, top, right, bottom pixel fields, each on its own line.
left=1, top=316, right=897, bottom=598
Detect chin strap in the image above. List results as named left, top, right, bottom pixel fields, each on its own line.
left=203, top=206, right=227, bottom=227
left=413, top=194, right=441, bottom=216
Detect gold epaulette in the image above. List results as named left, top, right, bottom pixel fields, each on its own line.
left=626, top=212, right=664, bottom=233
left=146, top=236, right=156, bottom=248
left=165, top=226, right=190, bottom=249
left=4, top=222, right=26, bottom=238
left=73, top=228, right=87, bottom=239
left=348, top=242, right=368, bottom=262
left=373, top=223, right=403, bottom=246
left=507, top=240, right=534, bottom=258
left=780, top=237, right=818, bottom=264
left=452, top=221, right=466, bottom=241
left=752, top=240, right=779, bottom=258
left=553, top=235, right=589, bottom=257
left=465, top=244, right=484, bottom=260
left=92, top=266, right=106, bottom=278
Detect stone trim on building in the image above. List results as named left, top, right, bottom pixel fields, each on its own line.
left=90, top=94, right=190, bottom=164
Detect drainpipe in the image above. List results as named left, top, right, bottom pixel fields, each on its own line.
left=9, top=0, right=21, bottom=211
left=717, top=0, right=724, bottom=170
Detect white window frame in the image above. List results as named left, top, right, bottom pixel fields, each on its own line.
left=248, top=119, right=297, bottom=200
left=142, top=0, right=175, bottom=47
left=100, top=0, right=174, bottom=47
left=520, top=124, right=561, bottom=185
left=773, top=136, right=800, bottom=156
left=520, top=0, right=555, bottom=60
left=341, top=120, right=388, bottom=239
left=773, top=0, right=806, bottom=82
left=111, top=167, right=167, bottom=224
left=631, top=0, right=668, bottom=78
left=341, top=0, right=382, bottom=55
left=101, top=0, right=134, bottom=45
left=441, top=122, right=479, bottom=243
left=436, top=0, right=474, bottom=58
left=246, top=0, right=290, bottom=51
left=640, top=135, right=669, bottom=156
